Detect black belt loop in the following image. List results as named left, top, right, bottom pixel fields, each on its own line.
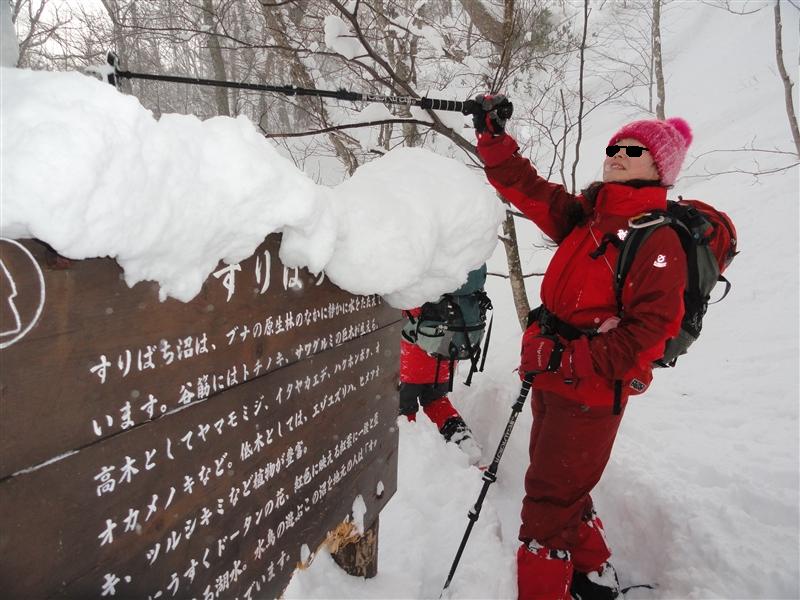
left=613, top=380, right=622, bottom=415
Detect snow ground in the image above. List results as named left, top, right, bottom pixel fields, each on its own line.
left=286, top=4, right=800, bottom=599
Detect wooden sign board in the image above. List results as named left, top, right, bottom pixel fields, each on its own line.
left=0, top=235, right=402, bottom=598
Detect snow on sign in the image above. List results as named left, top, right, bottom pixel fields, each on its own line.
left=0, top=234, right=402, bottom=599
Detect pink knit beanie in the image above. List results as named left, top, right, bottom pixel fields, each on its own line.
left=608, top=117, right=693, bottom=185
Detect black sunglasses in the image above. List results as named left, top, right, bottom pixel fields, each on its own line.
left=606, top=145, right=649, bottom=158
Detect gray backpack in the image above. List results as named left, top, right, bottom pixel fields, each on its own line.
left=401, top=265, right=493, bottom=387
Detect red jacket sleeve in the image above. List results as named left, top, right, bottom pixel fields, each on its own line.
left=477, top=133, right=586, bottom=243
left=585, top=227, right=687, bottom=378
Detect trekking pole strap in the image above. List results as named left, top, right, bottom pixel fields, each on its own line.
left=478, top=313, right=493, bottom=373
left=709, top=275, right=732, bottom=304
left=481, top=470, right=497, bottom=484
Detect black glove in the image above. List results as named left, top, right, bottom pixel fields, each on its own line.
left=466, top=93, right=512, bottom=136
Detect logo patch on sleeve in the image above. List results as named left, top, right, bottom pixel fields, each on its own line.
left=629, top=379, right=647, bottom=392
left=653, top=254, right=667, bottom=268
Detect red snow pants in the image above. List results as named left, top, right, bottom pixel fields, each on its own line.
left=398, top=340, right=459, bottom=427
left=519, top=389, right=624, bottom=572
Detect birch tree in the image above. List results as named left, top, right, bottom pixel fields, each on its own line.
left=773, top=0, right=800, bottom=157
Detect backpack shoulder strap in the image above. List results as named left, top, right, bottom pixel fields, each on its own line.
left=615, top=204, right=716, bottom=314
left=614, top=211, right=670, bottom=310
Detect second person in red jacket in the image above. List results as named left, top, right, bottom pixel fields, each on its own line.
left=472, top=94, right=691, bottom=600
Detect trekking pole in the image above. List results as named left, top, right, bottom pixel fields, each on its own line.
left=440, top=373, right=535, bottom=596
left=103, top=51, right=513, bottom=119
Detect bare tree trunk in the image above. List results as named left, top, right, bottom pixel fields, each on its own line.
left=13, top=0, right=46, bottom=66
left=652, top=0, right=666, bottom=119
left=380, top=0, right=421, bottom=148
left=376, top=9, right=399, bottom=151
left=201, top=0, right=230, bottom=116
left=460, top=0, right=504, bottom=49
left=99, top=0, right=133, bottom=95
left=648, top=28, right=654, bottom=114
left=259, top=3, right=359, bottom=174
left=494, top=0, right=530, bottom=330
left=570, top=0, right=589, bottom=195
left=774, top=0, right=800, bottom=157
left=400, top=34, right=421, bottom=146
left=501, top=213, right=530, bottom=330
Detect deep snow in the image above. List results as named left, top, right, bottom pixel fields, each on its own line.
left=2, top=1, right=798, bottom=599
left=1, top=68, right=503, bottom=306
left=287, top=4, right=800, bottom=599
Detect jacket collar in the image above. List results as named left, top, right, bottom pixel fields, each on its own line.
left=595, top=182, right=667, bottom=216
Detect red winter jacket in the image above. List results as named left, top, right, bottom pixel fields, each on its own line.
left=479, top=134, right=686, bottom=408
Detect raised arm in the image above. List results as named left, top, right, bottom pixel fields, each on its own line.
left=477, top=133, right=586, bottom=244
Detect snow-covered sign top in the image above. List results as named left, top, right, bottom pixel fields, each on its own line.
left=1, top=68, right=504, bottom=307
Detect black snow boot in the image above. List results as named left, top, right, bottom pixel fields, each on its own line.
left=570, top=561, right=620, bottom=600
left=439, top=415, right=468, bottom=441
left=439, top=416, right=483, bottom=465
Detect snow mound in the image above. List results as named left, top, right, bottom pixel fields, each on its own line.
left=1, top=67, right=503, bottom=307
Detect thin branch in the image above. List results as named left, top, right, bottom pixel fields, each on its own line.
left=774, top=0, right=800, bottom=157
left=488, top=271, right=544, bottom=279
left=697, top=0, right=763, bottom=15
left=683, top=162, right=800, bottom=178
left=327, top=0, right=415, bottom=97
left=685, top=147, right=798, bottom=170
left=570, top=0, right=590, bottom=194
left=507, top=208, right=532, bottom=221
left=695, top=147, right=797, bottom=156
left=326, top=0, right=477, bottom=157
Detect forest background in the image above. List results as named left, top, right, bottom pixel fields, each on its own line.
left=18, top=0, right=798, bottom=328
left=7, top=1, right=800, bottom=598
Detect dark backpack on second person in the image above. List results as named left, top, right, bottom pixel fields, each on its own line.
left=611, top=198, right=739, bottom=367
left=401, top=265, right=493, bottom=388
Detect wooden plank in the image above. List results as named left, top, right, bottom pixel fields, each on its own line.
left=0, top=236, right=400, bottom=477
left=0, top=322, right=401, bottom=599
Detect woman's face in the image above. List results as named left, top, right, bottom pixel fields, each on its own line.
left=603, top=137, right=660, bottom=183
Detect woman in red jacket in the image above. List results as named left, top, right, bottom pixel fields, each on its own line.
left=472, top=95, right=692, bottom=600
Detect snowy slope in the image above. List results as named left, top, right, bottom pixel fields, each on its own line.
left=286, top=4, right=800, bottom=599
left=1, top=2, right=797, bottom=599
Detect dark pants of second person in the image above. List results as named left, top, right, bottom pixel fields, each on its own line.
left=398, top=381, right=450, bottom=416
